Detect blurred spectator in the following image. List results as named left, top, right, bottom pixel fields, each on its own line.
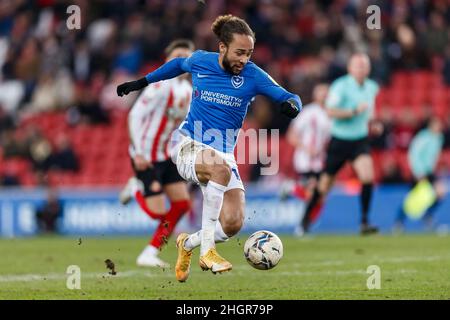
left=67, top=80, right=110, bottom=126
left=28, top=131, right=53, bottom=172
left=36, top=189, right=62, bottom=234
left=114, top=40, right=143, bottom=74
left=367, top=35, right=390, bottom=85
left=70, top=40, right=92, bottom=82
left=444, top=114, right=450, bottom=149
left=388, top=24, right=429, bottom=70
left=26, top=70, right=75, bottom=114
left=370, top=108, right=394, bottom=150
left=392, top=109, right=418, bottom=150
left=0, top=80, right=25, bottom=113
left=100, top=71, right=136, bottom=110
left=13, top=36, right=41, bottom=102
left=50, top=134, right=79, bottom=172
left=423, top=11, right=448, bottom=58
left=0, top=105, right=15, bottom=133
left=1, top=130, right=27, bottom=158
left=0, top=173, right=20, bottom=186
left=443, top=44, right=450, bottom=85
left=27, top=73, right=59, bottom=113
left=0, top=161, right=21, bottom=186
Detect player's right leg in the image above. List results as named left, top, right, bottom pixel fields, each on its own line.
left=171, top=137, right=231, bottom=279
left=120, top=162, right=172, bottom=267
left=176, top=188, right=244, bottom=281
left=198, top=187, right=243, bottom=273
left=299, top=173, right=334, bottom=234
left=192, top=148, right=234, bottom=273
left=120, top=159, right=167, bottom=218
left=299, top=138, right=346, bottom=235
left=135, top=193, right=170, bottom=267
left=291, top=171, right=320, bottom=201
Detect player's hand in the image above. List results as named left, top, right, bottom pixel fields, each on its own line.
left=134, top=155, right=151, bottom=171
left=307, top=147, right=316, bottom=157
left=117, top=82, right=133, bottom=96
left=371, top=121, right=384, bottom=136
left=280, top=99, right=300, bottom=119
left=308, top=146, right=320, bottom=158
left=434, top=181, right=446, bottom=198
left=117, top=77, right=148, bottom=96
left=355, top=103, right=368, bottom=115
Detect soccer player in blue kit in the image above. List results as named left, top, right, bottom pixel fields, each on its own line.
left=117, top=15, right=302, bottom=282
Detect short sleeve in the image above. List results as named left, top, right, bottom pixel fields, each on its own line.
left=181, top=50, right=205, bottom=73
left=326, top=80, right=344, bottom=109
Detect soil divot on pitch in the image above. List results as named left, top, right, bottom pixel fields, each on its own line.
left=104, top=259, right=117, bottom=275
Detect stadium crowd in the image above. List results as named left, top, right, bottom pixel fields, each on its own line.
left=1, top=0, right=450, bottom=186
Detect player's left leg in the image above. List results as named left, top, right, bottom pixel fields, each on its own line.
left=352, top=153, right=378, bottom=235
left=305, top=172, right=323, bottom=222
left=183, top=188, right=245, bottom=248
left=175, top=166, right=244, bottom=281
left=299, top=137, right=347, bottom=235
left=177, top=188, right=244, bottom=278
left=300, top=172, right=334, bottom=234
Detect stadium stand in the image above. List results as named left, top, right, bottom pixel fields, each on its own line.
left=1, top=1, right=449, bottom=187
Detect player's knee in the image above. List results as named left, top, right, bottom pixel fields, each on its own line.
left=318, top=177, right=332, bottom=195
left=211, top=163, right=231, bottom=185
left=145, top=200, right=166, bottom=215
left=359, top=172, right=374, bottom=184
left=221, top=211, right=244, bottom=236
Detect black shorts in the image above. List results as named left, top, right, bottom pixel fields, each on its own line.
left=297, top=171, right=321, bottom=182
left=324, top=137, right=371, bottom=176
left=412, top=174, right=436, bottom=187
left=132, top=159, right=184, bottom=197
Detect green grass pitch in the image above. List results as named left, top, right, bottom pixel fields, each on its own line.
left=1, top=234, right=449, bottom=299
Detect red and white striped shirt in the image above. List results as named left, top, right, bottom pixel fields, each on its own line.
left=128, top=77, right=192, bottom=163
left=289, top=103, right=331, bottom=173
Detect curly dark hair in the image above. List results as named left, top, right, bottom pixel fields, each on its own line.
left=211, top=14, right=255, bottom=46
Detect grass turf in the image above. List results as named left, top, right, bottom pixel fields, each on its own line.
left=0, top=234, right=449, bottom=300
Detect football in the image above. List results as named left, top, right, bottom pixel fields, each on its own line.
left=243, top=230, right=283, bottom=270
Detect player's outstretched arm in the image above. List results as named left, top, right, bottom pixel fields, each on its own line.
left=254, top=67, right=302, bottom=119
left=117, top=57, right=189, bottom=96
left=117, top=77, right=148, bottom=97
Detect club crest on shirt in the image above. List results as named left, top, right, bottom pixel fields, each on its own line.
left=231, top=75, right=244, bottom=89
left=193, top=87, right=200, bottom=98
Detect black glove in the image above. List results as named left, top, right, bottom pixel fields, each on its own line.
left=117, top=77, right=148, bottom=96
left=280, top=99, right=300, bottom=119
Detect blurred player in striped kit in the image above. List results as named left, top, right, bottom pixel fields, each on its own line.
left=300, top=53, right=382, bottom=235
left=284, top=83, right=331, bottom=235
left=119, top=39, right=194, bottom=268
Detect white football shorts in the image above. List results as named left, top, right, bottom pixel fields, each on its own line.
left=170, top=131, right=244, bottom=192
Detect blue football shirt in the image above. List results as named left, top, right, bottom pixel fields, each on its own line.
left=145, top=50, right=302, bottom=153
